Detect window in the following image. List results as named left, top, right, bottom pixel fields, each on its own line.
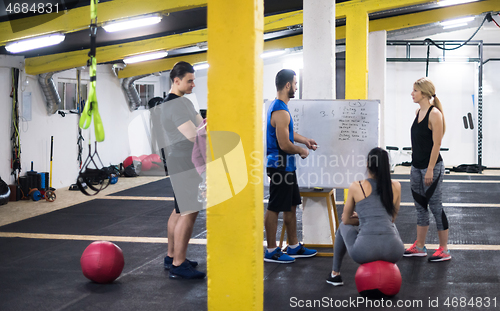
left=135, top=83, right=155, bottom=107
left=57, top=81, right=88, bottom=111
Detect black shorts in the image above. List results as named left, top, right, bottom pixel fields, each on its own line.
left=267, top=168, right=301, bottom=212
left=167, top=155, right=203, bottom=215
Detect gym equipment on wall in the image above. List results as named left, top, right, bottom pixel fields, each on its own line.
left=11, top=68, right=21, bottom=180
left=79, top=0, right=104, bottom=142
left=77, top=142, right=111, bottom=196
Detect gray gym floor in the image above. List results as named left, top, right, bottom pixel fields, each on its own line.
left=1, top=171, right=499, bottom=311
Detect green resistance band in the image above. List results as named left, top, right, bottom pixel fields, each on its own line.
left=79, top=0, right=104, bottom=142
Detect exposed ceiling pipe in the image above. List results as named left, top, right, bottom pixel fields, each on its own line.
left=38, top=72, right=61, bottom=115
left=121, top=74, right=150, bottom=111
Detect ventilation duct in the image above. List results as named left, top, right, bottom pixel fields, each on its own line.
left=121, top=74, right=150, bottom=111
left=38, top=72, right=61, bottom=115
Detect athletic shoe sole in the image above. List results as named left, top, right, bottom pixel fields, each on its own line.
left=169, top=273, right=206, bottom=279
left=428, top=257, right=451, bottom=262
left=287, top=253, right=317, bottom=258
left=403, top=252, right=427, bottom=257
left=264, top=258, right=295, bottom=263
left=326, top=280, right=344, bottom=286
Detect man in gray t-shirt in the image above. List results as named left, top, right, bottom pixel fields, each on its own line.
left=150, top=61, right=205, bottom=279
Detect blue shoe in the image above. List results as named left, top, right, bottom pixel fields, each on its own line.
left=286, top=243, right=317, bottom=258
left=169, top=261, right=206, bottom=279
left=164, top=256, right=198, bottom=270
left=264, top=247, right=295, bottom=263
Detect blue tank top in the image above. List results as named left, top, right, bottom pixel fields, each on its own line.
left=266, top=99, right=296, bottom=171
left=356, top=179, right=399, bottom=236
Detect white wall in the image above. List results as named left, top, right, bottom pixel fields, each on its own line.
left=482, top=61, right=500, bottom=167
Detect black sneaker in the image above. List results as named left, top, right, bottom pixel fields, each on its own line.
left=326, top=273, right=344, bottom=286
left=164, top=256, right=198, bottom=270
left=169, top=261, right=206, bottom=279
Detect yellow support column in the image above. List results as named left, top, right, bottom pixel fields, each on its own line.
left=345, top=8, right=369, bottom=100
left=207, top=0, right=264, bottom=310
left=344, top=7, right=368, bottom=203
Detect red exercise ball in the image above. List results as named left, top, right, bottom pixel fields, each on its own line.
left=123, top=156, right=140, bottom=168
left=139, top=155, right=152, bottom=171
left=146, top=154, right=162, bottom=169
left=80, top=241, right=125, bottom=284
left=355, top=261, right=402, bottom=298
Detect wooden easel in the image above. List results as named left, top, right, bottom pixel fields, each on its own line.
left=279, top=188, right=340, bottom=257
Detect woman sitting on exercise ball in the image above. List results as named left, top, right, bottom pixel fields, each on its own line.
left=327, top=147, right=404, bottom=286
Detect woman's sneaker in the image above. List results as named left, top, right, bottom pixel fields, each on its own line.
left=326, top=273, right=344, bottom=286
left=428, top=247, right=451, bottom=262
left=404, top=241, right=427, bottom=257
left=264, top=247, right=295, bottom=263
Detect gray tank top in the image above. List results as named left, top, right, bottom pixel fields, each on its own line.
left=356, top=178, right=398, bottom=236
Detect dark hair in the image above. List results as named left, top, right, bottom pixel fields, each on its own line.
left=367, top=147, right=395, bottom=217
left=275, top=69, right=296, bottom=91
left=147, top=97, right=163, bottom=109
left=170, top=61, right=194, bottom=83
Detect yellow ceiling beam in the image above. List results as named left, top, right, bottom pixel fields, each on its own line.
left=117, top=35, right=304, bottom=78
left=264, top=10, right=303, bottom=32
left=25, top=0, right=500, bottom=75
left=0, top=0, right=207, bottom=45
left=118, top=53, right=208, bottom=78
left=25, top=29, right=208, bottom=75
left=336, top=0, right=435, bottom=17
left=369, top=0, right=500, bottom=33
left=24, top=10, right=305, bottom=75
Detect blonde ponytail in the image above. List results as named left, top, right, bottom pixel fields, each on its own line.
left=432, top=96, right=446, bottom=134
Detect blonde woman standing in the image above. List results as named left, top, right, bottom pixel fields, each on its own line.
left=404, top=77, right=450, bottom=262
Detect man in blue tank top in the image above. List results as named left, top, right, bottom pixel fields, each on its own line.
left=264, top=69, right=318, bottom=263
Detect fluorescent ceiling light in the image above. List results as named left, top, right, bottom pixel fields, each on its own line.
left=438, top=0, right=479, bottom=7
left=6, top=33, right=65, bottom=53
left=193, top=63, right=209, bottom=71
left=440, top=16, right=475, bottom=29
left=261, top=50, right=287, bottom=59
left=440, top=16, right=475, bottom=26
left=103, top=14, right=162, bottom=33
left=123, top=51, right=168, bottom=64
left=442, top=23, right=469, bottom=29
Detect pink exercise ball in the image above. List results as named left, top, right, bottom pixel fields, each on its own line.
left=123, top=156, right=140, bottom=168
left=355, top=261, right=402, bottom=298
left=140, top=155, right=152, bottom=171
left=80, top=241, right=125, bottom=284
left=147, top=154, right=162, bottom=169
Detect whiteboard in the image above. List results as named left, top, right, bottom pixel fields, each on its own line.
left=264, top=99, right=379, bottom=189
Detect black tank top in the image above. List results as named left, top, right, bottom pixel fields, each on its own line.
left=410, top=106, right=442, bottom=169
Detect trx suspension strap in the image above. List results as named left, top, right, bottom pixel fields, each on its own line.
left=76, top=0, right=110, bottom=196
left=79, top=0, right=104, bottom=142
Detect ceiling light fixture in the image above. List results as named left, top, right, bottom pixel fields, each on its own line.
left=440, top=16, right=475, bottom=29
left=103, top=14, right=162, bottom=33
left=123, top=51, right=168, bottom=64
left=193, top=63, right=209, bottom=71
left=261, top=49, right=287, bottom=59
left=438, top=0, right=479, bottom=7
left=5, top=33, right=65, bottom=53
